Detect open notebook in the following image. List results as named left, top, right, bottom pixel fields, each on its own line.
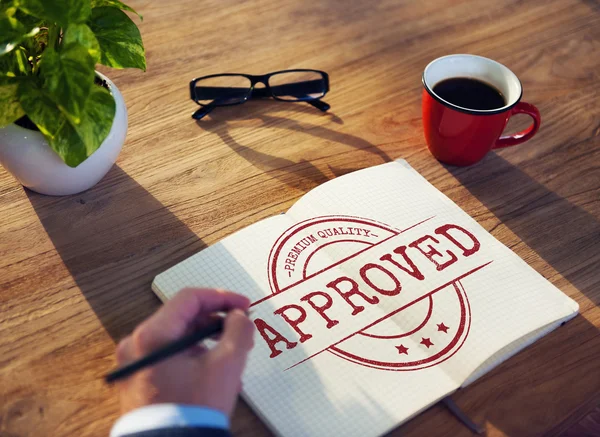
left=153, top=160, right=578, bottom=437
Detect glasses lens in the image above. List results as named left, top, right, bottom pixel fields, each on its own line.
left=268, top=71, right=326, bottom=101
left=194, top=75, right=252, bottom=106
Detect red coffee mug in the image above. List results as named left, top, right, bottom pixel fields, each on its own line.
left=422, top=54, right=541, bottom=166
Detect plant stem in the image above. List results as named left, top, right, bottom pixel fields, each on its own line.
left=48, top=24, right=60, bottom=50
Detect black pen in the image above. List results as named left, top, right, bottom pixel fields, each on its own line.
left=104, top=317, right=225, bottom=384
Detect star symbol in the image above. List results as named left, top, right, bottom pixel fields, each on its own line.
left=420, top=337, right=434, bottom=348
left=395, top=344, right=409, bottom=355
left=437, top=322, right=449, bottom=333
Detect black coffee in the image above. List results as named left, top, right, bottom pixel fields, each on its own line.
left=433, top=77, right=505, bottom=110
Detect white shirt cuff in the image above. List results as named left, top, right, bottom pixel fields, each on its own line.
left=110, top=404, right=229, bottom=437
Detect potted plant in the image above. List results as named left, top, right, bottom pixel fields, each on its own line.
left=0, top=0, right=145, bottom=195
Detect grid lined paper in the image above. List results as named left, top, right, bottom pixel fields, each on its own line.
left=152, top=160, right=578, bottom=437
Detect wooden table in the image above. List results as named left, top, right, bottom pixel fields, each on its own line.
left=1, top=0, right=599, bottom=435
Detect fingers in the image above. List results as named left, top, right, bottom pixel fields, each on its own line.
left=133, top=288, right=250, bottom=353
left=210, top=310, right=255, bottom=415
left=163, top=288, right=251, bottom=330
left=191, top=312, right=228, bottom=336
left=187, top=343, right=209, bottom=358
left=214, top=309, right=255, bottom=366
left=116, top=335, right=134, bottom=366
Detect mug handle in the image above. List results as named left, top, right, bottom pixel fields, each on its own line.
left=493, top=102, right=541, bottom=149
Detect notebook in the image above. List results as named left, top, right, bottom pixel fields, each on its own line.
left=152, top=160, right=579, bottom=437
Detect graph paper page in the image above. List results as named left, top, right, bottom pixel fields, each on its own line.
left=153, top=160, right=578, bottom=436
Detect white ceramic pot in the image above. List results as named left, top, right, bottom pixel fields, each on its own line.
left=0, top=72, right=127, bottom=196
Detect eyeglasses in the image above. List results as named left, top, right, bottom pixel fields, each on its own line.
left=189, top=69, right=330, bottom=120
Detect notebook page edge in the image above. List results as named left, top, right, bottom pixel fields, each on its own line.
left=460, top=310, right=578, bottom=387
left=376, top=388, right=459, bottom=437
left=238, top=390, right=284, bottom=437
left=151, top=281, right=168, bottom=303
left=151, top=214, right=294, bottom=301
left=400, top=159, right=582, bottom=388
left=239, top=376, right=459, bottom=437
left=285, top=160, right=409, bottom=220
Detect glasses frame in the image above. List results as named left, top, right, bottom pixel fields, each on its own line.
left=189, top=69, right=330, bottom=119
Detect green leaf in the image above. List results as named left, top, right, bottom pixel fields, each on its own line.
left=63, top=23, right=100, bottom=63
left=90, top=0, right=142, bottom=20
left=19, top=81, right=116, bottom=167
left=18, top=80, right=65, bottom=138
left=70, top=85, right=115, bottom=156
left=14, top=8, right=45, bottom=26
left=41, top=44, right=95, bottom=123
left=18, top=0, right=91, bottom=26
left=1, top=0, right=17, bottom=10
left=0, top=13, right=39, bottom=56
left=49, top=86, right=115, bottom=167
left=0, top=77, right=24, bottom=126
left=0, top=46, right=30, bottom=76
left=0, top=1, right=18, bottom=16
left=90, top=7, right=146, bottom=71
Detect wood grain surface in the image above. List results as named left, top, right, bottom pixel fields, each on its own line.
left=1, top=0, right=599, bottom=436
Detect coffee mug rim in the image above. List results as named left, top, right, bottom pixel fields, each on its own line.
left=422, top=54, right=523, bottom=116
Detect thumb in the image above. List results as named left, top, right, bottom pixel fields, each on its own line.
left=214, top=310, right=255, bottom=362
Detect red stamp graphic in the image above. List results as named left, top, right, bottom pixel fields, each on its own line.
left=252, top=215, right=488, bottom=372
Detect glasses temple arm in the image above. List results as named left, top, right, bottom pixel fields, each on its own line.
left=192, top=103, right=216, bottom=120
left=307, top=99, right=330, bottom=112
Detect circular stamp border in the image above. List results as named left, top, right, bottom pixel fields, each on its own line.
left=328, top=281, right=472, bottom=371
left=267, top=215, right=472, bottom=371
left=267, top=215, right=401, bottom=294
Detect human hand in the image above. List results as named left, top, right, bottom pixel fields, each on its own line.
left=115, top=288, right=254, bottom=416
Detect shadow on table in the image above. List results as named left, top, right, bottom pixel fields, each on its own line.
left=26, top=163, right=391, bottom=436
left=581, top=0, right=600, bottom=13
left=447, top=152, right=600, bottom=305
left=26, top=165, right=209, bottom=341
left=439, top=152, right=600, bottom=436
left=397, top=311, right=600, bottom=437
left=196, top=100, right=392, bottom=190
